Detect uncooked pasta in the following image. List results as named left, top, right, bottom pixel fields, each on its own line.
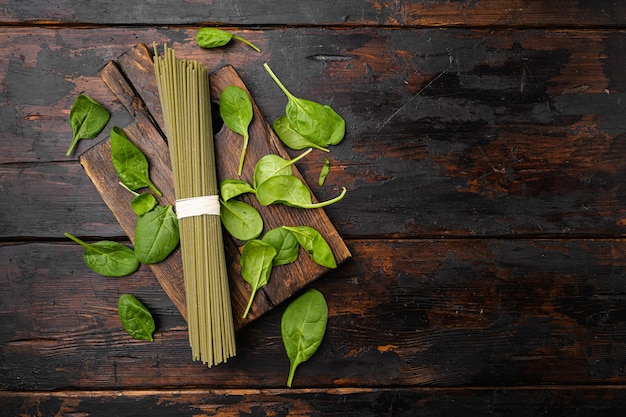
left=153, top=44, right=236, bottom=366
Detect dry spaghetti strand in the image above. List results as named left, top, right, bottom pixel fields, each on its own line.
left=153, top=44, right=236, bottom=366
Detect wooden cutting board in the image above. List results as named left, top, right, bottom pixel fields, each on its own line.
left=79, top=44, right=351, bottom=330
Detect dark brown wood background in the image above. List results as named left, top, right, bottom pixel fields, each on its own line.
left=3, top=1, right=626, bottom=415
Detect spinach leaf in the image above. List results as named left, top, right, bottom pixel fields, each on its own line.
left=196, top=27, right=261, bottom=52
left=240, top=239, right=277, bottom=318
left=220, top=86, right=254, bottom=175
left=118, top=293, right=155, bottom=342
left=264, top=63, right=345, bottom=148
left=273, top=116, right=330, bottom=153
left=281, top=288, right=328, bottom=387
left=318, top=158, right=331, bottom=186
left=66, top=94, right=111, bottom=156
left=131, top=193, right=158, bottom=216
left=256, top=175, right=346, bottom=209
left=253, top=148, right=312, bottom=189
left=281, top=226, right=337, bottom=269
left=220, top=179, right=256, bottom=201
left=111, top=126, right=162, bottom=197
left=120, top=181, right=158, bottom=216
left=64, top=232, right=139, bottom=277
left=220, top=198, right=263, bottom=241
left=134, top=205, right=180, bottom=264
left=262, top=227, right=300, bottom=266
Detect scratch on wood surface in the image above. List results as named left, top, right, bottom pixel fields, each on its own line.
left=378, top=69, right=449, bottom=131
left=378, top=30, right=498, bottom=132
left=562, top=84, right=589, bottom=95
left=306, top=54, right=354, bottom=62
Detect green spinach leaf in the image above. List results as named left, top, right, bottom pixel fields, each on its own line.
left=273, top=116, right=330, bottom=153
left=118, top=293, right=155, bottom=342
left=64, top=232, right=139, bottom=277
left=318, top=158, right=331, bottom=186
left=220, top=86, right=254, bottom=175
left=262, top=227, right=300, bottom=266
left=281, top=288, right=328, bottom=387
left=220, top=198, right=263, bottom=241
left=196, top=28, right=261, bottom=52
left=264, top=63, right=345, bottom=147
left=240, top=239, right=277, bottom=318
left=66, top=94, right=111, bottom=156
left=281, top=226, right=336, bottom=269
left=120, top=181, right=158, bottom=216
left=131, top=193, right=158, bottom=216
left=256, top=175, right=346, bottom=209
left=111, top=126, right=162, bottom=197
left=220, top=179, right=256, bottom=201
left=253, top=148, right=312, bottom=189
left=134, top=205, right=180, bottom=264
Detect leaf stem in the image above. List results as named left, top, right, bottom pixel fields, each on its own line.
left=119, top=182, right=140, bottom=196
left=233, top=35, right=261, bottom=52
left=299, top=187, right=347, bottom=209
left=287, top=362, right=297, bottom=387
left=242, top=287, right=258, bottom=319
left=263, top=63, right=295, bottom=101
left=65, top=136, right=79, bottom=156
left=148, top=182, right=163, bottom=197
left=238, top=134, right=249, bottom=176
left=64, top=232, right=89, bottom=249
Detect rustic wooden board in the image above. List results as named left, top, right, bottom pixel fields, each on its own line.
left=80, top=44, right=351, bottom=329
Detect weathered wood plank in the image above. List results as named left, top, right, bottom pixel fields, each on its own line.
left=3, top=387, right=626, bottom=417
left=1, top=0, right=625, bottom=28
left=3, top=239, right=626, bottom=390
left=3, top=27, right=626, bottom=239
left=0, top=162, right=124, bottom=239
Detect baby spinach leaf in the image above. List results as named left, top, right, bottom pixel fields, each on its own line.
left=131, top=193, right=158, bottom=216
left=220, top=179, right=256, bottom=201
left=220, top=86, right=254, bottom=175
left=66, top=94, right=111, bottom=156
left=134, top=205, right=180, bottom=264
left=196, top=27, right=261, bottom=52
left=264, top=63, right=345, bottom=148
left=240, top=239, right=277, bottom=318
left=281, top=226, right=337, bottom=269
left=318, top=158, right=331, bottom=186
left=64, top=232, right=139, bottom=277
left=220, top=199, right=263, bottom=241
left=111, top=126, right=162, bottom=197
left=118, top=293, right=155, bottom=342
left=273, top=116, right=330, bottom=153
left=281, top=288, right=328, bottom=387
left=262, top=227, right=300, bottom=266
left=253, top=148, right=312, bottom=189
left=256, top=175, right=346, bottom=209
left=119, top=181, right=158, bottom=216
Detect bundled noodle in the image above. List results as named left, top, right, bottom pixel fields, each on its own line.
left=153, top=44, right=236, bottom=366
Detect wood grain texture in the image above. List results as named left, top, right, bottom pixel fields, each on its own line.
left=1, top=0, right=625, bottom=27
left=3, top=387, right=626, bottom=417
left=3, top=5, right=626, bottom=415
left=3, top=27, right=626, bottom=239
left=82, top=44, right=350, bottom=328
left=3, top=239, right=626, bottom=390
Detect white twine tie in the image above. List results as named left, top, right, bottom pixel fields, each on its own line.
left=175, top=195, right=220, bottom=219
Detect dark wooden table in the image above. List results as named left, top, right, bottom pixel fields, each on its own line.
left=4, top=2, right=626, bottom=415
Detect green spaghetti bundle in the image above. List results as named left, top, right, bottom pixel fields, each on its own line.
left=153, top=44, right=236, bottom=366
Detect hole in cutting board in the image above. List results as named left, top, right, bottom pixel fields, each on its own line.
left=211, top=100, right=224, bottom=133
